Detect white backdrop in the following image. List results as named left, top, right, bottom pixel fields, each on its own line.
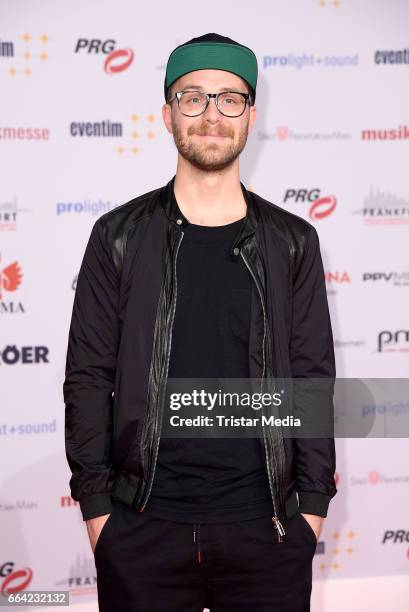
left=1, top=0, right=408, bottom=608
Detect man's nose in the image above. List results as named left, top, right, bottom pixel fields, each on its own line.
left=202, top=96, right=222, bottom=120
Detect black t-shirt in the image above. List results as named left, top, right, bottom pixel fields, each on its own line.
left=143, top=216, right=273, bottom=523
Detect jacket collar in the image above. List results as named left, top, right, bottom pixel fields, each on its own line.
left=160, top=175, right=259, bottom=258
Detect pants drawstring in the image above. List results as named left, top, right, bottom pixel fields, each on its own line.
left=193, top=523, right=203, bottom=564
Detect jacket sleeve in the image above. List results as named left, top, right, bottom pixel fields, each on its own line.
left=63, top=219, right=119, bottom=521
left=289, top=224, right=337, bottom=517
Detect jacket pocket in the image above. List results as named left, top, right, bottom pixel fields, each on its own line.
left=298, top=511, right=318, bottom=545
left=94, top=506, right=116, bottom=558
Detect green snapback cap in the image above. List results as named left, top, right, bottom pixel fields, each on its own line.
left=164, top=33, right=258, bottom=103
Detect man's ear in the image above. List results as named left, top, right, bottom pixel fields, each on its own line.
left=248, top=104, right=257, bottom=134
left=162, top=102, right=173, bottom=135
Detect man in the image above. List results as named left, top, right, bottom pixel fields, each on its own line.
left=64, top=33, right=337, bottom=611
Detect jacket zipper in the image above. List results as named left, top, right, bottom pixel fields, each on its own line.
left=240, top=246, right=286, bottom=543
left=137, top=228, right=184, bottom=511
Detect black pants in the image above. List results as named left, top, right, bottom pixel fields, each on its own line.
left=95, top=499, right=316, bottom=612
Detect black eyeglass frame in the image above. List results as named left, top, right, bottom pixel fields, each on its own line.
left=167, top=90, right=252, bottom=117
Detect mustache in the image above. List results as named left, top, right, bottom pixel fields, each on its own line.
left=188, top=126, right=232, bottom=138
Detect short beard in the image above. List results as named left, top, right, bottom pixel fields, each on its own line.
left=171, top=116, right=249, bottom=172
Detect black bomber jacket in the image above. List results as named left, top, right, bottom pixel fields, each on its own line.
left=63, top=175, right=338, bottom=542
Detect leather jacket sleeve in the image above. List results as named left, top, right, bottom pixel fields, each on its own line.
left=289, top=224, right=338, bottom=517
left=63, top=219, right=118, bottom=521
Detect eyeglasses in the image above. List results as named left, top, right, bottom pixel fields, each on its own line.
left=167, top=90, right=252, bottom=118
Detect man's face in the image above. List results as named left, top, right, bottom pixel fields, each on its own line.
left=162, top=69, right=257, bottom=172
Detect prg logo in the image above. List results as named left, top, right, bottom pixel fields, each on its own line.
left=382, top=530, right=409, bottom=561
left=1, top=562, right=33, bottom=596
left=74, top=39, right=134, bottom=74
left=283, top=189, right=337, bottom=220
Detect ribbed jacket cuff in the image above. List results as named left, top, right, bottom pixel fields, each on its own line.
left=79, top=493, right=113, bottom=521
left=297, top=491, right=331, bottom=517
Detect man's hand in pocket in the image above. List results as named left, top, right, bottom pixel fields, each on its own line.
left=86, top=513, right=111, bottom=554
left=300, top=513, right=324, bottom=542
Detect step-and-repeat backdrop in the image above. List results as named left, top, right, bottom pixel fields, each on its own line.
left=1, top=0, right=408, bottom=605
